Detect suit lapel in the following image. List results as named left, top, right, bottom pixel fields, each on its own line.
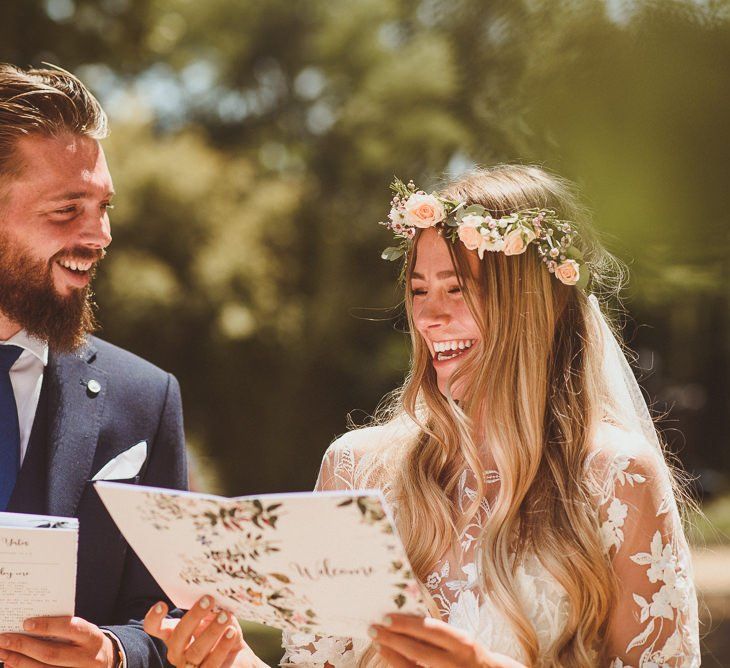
left=46, top=341, right=108, bottom=518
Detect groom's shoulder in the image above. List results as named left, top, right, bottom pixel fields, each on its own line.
left=84, top=335, right=175, bottom=388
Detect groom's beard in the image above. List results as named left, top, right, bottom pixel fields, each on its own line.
left=0, top=231, right=101, bottom=353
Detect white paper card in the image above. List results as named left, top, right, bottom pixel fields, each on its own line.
left=0, top=512, right=78, bottom=632
left=95, top=482, right=433, bottom=639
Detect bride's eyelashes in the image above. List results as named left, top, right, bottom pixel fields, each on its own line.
left=410, top=286, right=462, bottom=297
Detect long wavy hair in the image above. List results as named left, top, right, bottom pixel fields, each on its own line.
left=362, top=165, right=641, bottom=666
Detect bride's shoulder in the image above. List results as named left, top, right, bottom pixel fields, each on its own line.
left=316, top=415, right=420, bottom=491
left=327, top=415, right=419, bottom=457
left=585, top=422, right=669, bottom=489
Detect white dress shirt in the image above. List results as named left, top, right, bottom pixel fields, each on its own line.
left=1, top=330, right=48, bottom=465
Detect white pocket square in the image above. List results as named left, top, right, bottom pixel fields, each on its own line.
left=92, top=441, right=148, bottom=481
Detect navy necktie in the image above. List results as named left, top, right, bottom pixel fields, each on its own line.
left=0, top=345, right=23, bottom=511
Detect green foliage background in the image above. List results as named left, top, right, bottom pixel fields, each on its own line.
left=2, top=0, right=729, bottom=662
left=5, top=0, right=729, bottom=498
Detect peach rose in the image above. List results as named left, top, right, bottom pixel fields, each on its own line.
left=403, top=193, right=446, bottom=228
left=457, top=214, right=485, bottom=250
left=503, top=228, right=536, bottom=256
left=555, top=259, right=580, bottom=285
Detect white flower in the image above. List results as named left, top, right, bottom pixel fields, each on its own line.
left=609, top=659, right=632, bottom=668
left=609, top=454, right=646, bottom=488
left=447, top=589, right=484, bottom=636
left=460, top=214, right=485, bottom=228
left=658, top=629, right=683, bottom=660
left=425, top=570, right=442, bottom=589
left=600, top=520, right=620, bottom=552
left=600, top=498, right=628, bottom=552
left=309, top=635, right=351, bottom=663
left=388, top=207, right=405, bottom=224
left=496, top=213, right=518, bottom=228
left=477, top=231, right=505, bottom=258
left=607, top=497, right=628, bottom=526
left=649, top=584, right=676, bottom=620
left=632, top=532, right=678, bottom=585
left=445, top=563, right=479, bottom=593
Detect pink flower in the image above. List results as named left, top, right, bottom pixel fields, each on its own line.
left=403, top=193, right=446, bottom=228
left=555, top=259, right=580, bottom=285
left=457, top=214, right=485, bottom=250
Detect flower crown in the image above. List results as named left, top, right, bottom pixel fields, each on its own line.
left=380, top=178, right=591, bottom=290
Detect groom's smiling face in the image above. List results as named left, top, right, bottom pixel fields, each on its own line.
left=0, top=133, right=114, bottom=351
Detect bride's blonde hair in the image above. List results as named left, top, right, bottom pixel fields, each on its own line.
left=364, top=165, right=636, bottom=666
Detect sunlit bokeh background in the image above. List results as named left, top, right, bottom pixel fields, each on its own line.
left=2, top=0, right=728, bottom=663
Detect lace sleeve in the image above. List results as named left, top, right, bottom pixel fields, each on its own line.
left=594, top=444, right=700, bottom=667
left=279, top=437, right=368, bottom=667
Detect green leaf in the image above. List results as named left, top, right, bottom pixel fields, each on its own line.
left=394, top=594, right=406, bottom=609
left=455, top=204, right=485, bottom=221
left=565, top=246, right=584, bottom=261
left=381, top=246, right=405, bottom=261
left=576, top=266, right=590, bottom=291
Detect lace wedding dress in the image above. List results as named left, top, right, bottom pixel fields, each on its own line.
left=279, top=420, right=700, bottom=668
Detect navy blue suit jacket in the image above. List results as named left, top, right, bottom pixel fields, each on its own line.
left=7, top=336, right=187, bottom=667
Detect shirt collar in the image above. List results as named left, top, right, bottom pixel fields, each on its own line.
left=1, top=330, right=49, bottom=367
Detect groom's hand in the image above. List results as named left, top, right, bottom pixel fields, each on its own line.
left=0, top=616, right=116, bottom=668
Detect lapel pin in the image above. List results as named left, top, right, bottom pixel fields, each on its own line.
left=86, top=379, right=101, bottom=397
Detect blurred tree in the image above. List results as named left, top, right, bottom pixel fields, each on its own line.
left=1, top=0, right=727, bottom=494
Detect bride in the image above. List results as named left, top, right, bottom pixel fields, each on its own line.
left=144, top=165, right=699, bottom=667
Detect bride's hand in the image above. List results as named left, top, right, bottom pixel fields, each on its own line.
left=370, top=614, right=526, bottom=668
left=144, top=597, right=267, bottom=667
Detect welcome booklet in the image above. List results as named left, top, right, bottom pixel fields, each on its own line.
left=94, top=482, right=434, bottom=639
left=0, top=512, right=78, bottom=632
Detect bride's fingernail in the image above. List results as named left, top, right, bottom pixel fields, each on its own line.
left=154, top=603, right=164, bottom=614
left=382, top=615, right=393, bottom=626
left=217, top=611, right=228, bottom=624
left=199, top=597, right=211, bottom=609
left=225, top=628, right=235, bottom=639
left=368, top=626, right=378, bottom=639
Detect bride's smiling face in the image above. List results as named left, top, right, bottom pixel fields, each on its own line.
left=410, top=228, right=481, bottom=398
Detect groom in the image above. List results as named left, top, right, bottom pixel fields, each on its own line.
left=0, top=64, right=186, bottom=667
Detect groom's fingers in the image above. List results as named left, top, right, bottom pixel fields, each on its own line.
left=0, top=648, right=51, bottom=668
left=21, top=616, right=90, bottom=642
left=0, top=633, right=82, bottom=667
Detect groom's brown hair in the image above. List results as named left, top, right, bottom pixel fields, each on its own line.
left=0, top=63, right=108, bottom=189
